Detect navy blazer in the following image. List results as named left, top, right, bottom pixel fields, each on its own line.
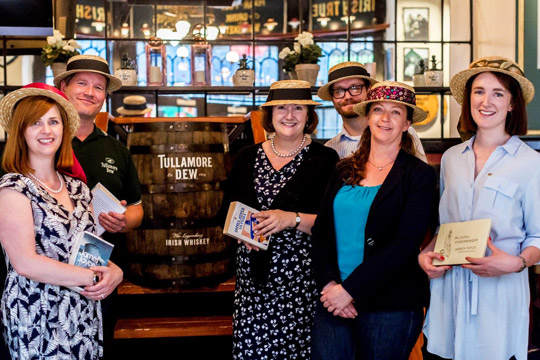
left=312, top=150, right=438, bottom=311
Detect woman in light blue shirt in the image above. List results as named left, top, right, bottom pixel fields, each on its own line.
left=420, top=56, right=540, bottom=360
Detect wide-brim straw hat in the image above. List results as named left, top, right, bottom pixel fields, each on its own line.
left=353, top=81, right=427, bottom=123
left=0, top=82, right=80, bottom=137
left=450, top=56, right=535, bottom=105
left=260, top=80, right=321, bottom=107
left=53, top=55, right=122, bottom=93
left=116, top=95, right=152, bottom=115
left=317, top=62, right=378, bottom=101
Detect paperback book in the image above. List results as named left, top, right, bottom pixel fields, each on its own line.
left=91, top=182, right=126, bottom=236
left=68, top=231, right=114, bottom=292
left=223, top=201, right=270, bottom=250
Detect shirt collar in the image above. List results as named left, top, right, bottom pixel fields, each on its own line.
left=462, top=134, right=521, bottom=156
left=338, top=127, right=362, bottom=141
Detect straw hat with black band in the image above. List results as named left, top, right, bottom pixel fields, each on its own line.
left=116, top=95, right=152, bottom=116
left=450, top=56, right=535, bottom=105
left=317, top=61, right=378, bottom=101
left=353, top=81, right=427, bottom=124
left=0, top=82, right=80, bottom=137
left=53, top=55, right=122, bottom=93
left=260, top=80, right=321, bottom=107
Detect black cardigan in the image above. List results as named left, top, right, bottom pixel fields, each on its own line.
left=312, top=150, right=438, bottom=311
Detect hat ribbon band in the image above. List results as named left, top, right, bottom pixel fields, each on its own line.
left=124, top=103, right=148, bottom=111
left=267, top=88, right=313, bottom=102
left=67, top=59, right=111, bottom=75
left=328, top=66, right=370, bottom=82
left=368, top=86, right=416, bottom=106
left=470, top=58, right=524, bottom=76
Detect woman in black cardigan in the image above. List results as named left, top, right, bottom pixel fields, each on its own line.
left=222, top=80, right=338, bottom=359
left=311, top=81, right=438, bottom=360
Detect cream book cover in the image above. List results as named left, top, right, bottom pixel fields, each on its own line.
left=223, top=201, right=270, bottom=250
left=432, top=218, right=492, bottom=266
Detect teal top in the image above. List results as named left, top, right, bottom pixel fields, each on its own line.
left=333, top=184, right=381, bottom=281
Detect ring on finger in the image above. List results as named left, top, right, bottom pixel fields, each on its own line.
left=100, top=294, right=105, bottom=299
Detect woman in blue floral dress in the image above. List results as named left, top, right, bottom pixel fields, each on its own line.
left=0, top=83, right=123, bottom=359
left=221, top=80, right=339, bottom=359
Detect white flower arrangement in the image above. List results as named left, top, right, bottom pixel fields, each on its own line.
left=279, top=32, right=322, bottom=72
left=41, top=30, right=81, bottom=67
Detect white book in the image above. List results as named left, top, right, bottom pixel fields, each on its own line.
left=91, top=183, right=126, bottom=236
left=68, top=231, right=114, bottom=293
left=223, top=201, right=270, bottom=250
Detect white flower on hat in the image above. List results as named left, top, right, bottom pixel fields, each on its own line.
left=279, top=47, right=293, bottom=60
left=295, top=32, right=314, bottom=47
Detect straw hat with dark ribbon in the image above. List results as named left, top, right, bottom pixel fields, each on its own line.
left=53, top=54, right=122, bottom=93
left=116, top=95, right=152, bottom=115
left=260, top=80, right=321, bottom=107
left=317, top=61, right=378, bottom=101
left=353, top=81, right=427, bottom=123
left=450, top=56, right=535, bottom=105
left=0, top=82, right=80, bottom=137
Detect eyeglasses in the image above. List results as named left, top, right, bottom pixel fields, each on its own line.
left=330, top=84, right=366, bottom=99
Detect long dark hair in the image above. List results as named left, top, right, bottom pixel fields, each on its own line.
left=337, top=104, right=415, bottom=185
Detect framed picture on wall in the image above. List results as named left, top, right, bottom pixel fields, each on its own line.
left=403, top=7, right=429, bottom=41
left=403, top=47, right=429, bottom=81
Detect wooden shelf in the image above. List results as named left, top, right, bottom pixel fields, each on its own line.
left=114, top=316, right=233, bottom=339
left=117, top=276, right=236, bottom=295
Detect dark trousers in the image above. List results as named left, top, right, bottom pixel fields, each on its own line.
left=101, top=289, right=118, bottom=360
left=311, top=301, right=423, bottom=360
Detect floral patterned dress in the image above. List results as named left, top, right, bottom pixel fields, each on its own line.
left=233, top=146, right=317, bottom=359
left=0, top=173, right=102, bottom=360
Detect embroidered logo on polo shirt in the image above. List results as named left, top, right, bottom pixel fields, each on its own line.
left=101, top=157, right=119, bottom=174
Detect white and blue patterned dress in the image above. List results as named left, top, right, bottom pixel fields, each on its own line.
left=0, top=173, right=102, bottom=360
left=233, top=146, right=317, bottom=360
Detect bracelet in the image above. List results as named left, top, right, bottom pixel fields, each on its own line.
left=517, top=255, right=527, bottom=273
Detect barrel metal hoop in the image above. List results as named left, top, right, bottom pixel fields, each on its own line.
left=131, top=122, right=226, bottom=132
left=140, top=181, right=223, bottom=194
left=130, top=143, right=226, bottom=154
left=140, top=218, right=221, bottom=229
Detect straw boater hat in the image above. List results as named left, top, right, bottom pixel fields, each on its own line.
left=0, top=83, right=80, bottom=137
left=450, top=56, right=535, bottom=105
left=53, top=55, right=122, bottom=93
left=116, top=95, right=152, bottom=116
left=353, top=81, right=427, bottom=123
left=317, top=61, right=378, bottom=101
left=260, top=80, right=321, bottom=107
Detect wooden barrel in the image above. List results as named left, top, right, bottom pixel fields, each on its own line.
left=126, top=121, right=234, bottom=287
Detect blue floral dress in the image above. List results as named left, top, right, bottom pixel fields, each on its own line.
left=0, top=173, right=102, bottom=360
left=233, top=146, right=316, bottom=359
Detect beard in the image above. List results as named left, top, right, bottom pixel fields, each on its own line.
left=335, top=100, right=360, bottom=119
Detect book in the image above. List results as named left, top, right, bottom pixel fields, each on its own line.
left=223, top=201, right=270, bottom=250
left=91, top=182, right=126, bottom=236
left=432, top=218, right=492, bottom=266
left=68, top=231, right=114, bottom=292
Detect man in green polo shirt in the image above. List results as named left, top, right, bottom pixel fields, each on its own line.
left=55, top=54, right=143, bottom=359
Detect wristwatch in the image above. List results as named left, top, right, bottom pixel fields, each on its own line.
left=294, top=212, right=301, bottom=229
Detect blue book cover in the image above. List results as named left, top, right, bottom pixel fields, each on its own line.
left=68, top=231, right=114, bottom=292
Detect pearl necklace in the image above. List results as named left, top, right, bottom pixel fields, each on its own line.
left=27, top=171, right=63, bottom=194
left=271, top=135, right=307, bottom=158
left=368, top=158, right=395, bottom=171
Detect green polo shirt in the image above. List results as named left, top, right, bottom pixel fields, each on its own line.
left=72, top=125, right=141, bottom=206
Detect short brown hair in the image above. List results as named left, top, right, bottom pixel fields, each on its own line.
left=460, top=72, right=527, bottom=136
left=2, top=96, right=73, bottom=174
left=260, top=105, right=319, bottom=134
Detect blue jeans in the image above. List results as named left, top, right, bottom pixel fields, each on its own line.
left=312, top=301, right=423, bottom=360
